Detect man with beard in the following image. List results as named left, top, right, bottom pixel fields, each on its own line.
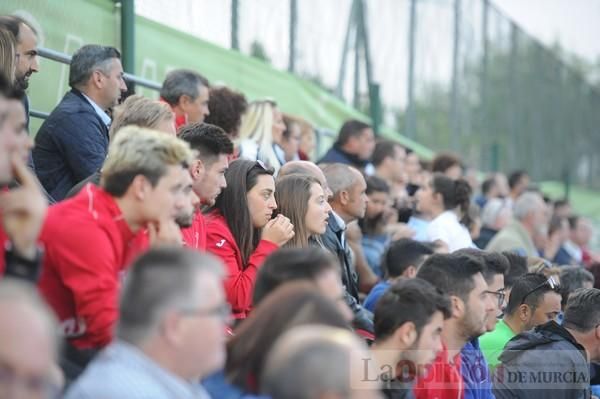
left=370, top=278, right=452, bottom=398
left=0, top=15, right=39, bottom=130
left=178, top=123, right=233, bottom=250
left=413, top=253, right=495, bottom=399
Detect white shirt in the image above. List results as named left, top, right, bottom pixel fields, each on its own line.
left=426, top=210, right=475, bottom=252
left=82, top=93, right=111, bottom=127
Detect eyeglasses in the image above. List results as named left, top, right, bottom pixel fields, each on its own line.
left=179, top=303, right=232, bottom=321
left=485, top=289, right=506, bottom=308
left=520, top=276, right=560, bottom=305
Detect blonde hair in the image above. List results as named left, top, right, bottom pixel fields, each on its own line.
left=101, top=126, right=193, bottom=196
left=238, top=100, right=280, bottom=168
left=110, top=95, right=174, bottom=139
left=0, top=28, right=17, bottom=83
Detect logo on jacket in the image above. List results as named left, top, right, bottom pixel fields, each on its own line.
left=216, top=239, right=226, bottom=248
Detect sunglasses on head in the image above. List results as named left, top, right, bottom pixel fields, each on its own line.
left=520, top=276, right=560, bottom=305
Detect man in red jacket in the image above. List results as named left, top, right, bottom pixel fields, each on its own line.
left=178, top=122, right=233, bottom=250
left=37, top=126, right=192, bottom=374
left=0, top=73, right=47, bottom=281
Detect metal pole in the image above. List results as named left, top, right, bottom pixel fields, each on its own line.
left=120, top=0, right=135, bottom=93
left=357, top=0, right=379, bottom=133
left=480, top=0, right=489, bottom=170
left=450, top=0, right=461, bottom=150
left=406, top=0, right=417, bottom=139
left=288, top=0, right=297, bottom=73
left=337, top=0, right=357, bottom=98
left=353, top=22, right=361, bottom=110
left=231, top=0, right=239, bottom=50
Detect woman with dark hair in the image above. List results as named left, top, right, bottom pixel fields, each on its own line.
left=416, top=173, right=474, bottom=252
left=205, top=159, right=294, bottom=319
left=273, top=174, right=331, bottom=248
left=202, top=282, right=350, bottom=398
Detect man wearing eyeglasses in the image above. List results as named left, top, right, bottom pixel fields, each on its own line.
left=493, top=287, right=600, bottom=398
left=33, top=44, right=127, bottom=201
left=456, top=250, right=509, bottom=399
left=65, top=248, right=226, bottom=399
left=480, top=273, right=562, bottom=370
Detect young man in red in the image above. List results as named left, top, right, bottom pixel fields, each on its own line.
left=178, top=122, right=233, bottom=250
left=37, top=126, right=192, bottom=376
left=413, top=253, right=495, bottom=399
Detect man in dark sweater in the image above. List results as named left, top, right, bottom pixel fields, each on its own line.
left=33, top=44, right=127, bottom=201
left=494, top=288, right=600, bottom=398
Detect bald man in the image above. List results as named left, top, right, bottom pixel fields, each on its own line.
left=278, top=160, right=333, bottom=199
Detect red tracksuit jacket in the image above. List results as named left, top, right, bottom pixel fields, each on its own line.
left=205, top=211, right=278, bottom=319
left=181, top=211, right=207, bottom=250
left=37, top=184, right=145, bottom=350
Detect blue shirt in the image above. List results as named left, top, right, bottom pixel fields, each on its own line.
left=461, top=338, right=495, bottom=399
left=361, top=233, right=390, bottom=278
left=203, top=370, right=269, bottom=399
left=363, top=280, right=391, bottom=313
left=65, top=341, right=211, bottom=399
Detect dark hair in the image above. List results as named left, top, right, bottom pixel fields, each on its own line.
left=382, top=239, right=434, bottom=279
left=282, top=115, right=297, bottom=140
left=563, top=288, right=600, bottom=332
left=432, top=152, right=462, bottom=174
left=559, top=266, right=595, bottom=308
left=375, top=278, right=451, bottom=342
left=178, top=122, right=233, bottom=166
left=553, top=198, right=570, bottom=209
left=366, top=175, right=390, bottom=195
left=501, top=251, right=529, bottom=289
left=454, top=249, right=509, bottom=285
left=372, top=140, right=403, bottom=167
left=430, top=173, right=472, bottom=226
left=568, top=215, right=581, bottom=230
left=214, top=159, right=274, bottom=266
left=160, top=69, right=210, bottom=105
left=226, top=282, right=349, bottom=392
left=0, top=72, right=19, bottom=100
left=481, top=177, right=497, bottom=195
left=336, top=119, right=371, bottom=146
left=0, top=15, right=37, bottom=40
left=548, top=215, right=567, bottom=237
left=69, top=45, right=121, bottom=88
left=416, top=253, right=484, bottom=301
left=204, top=86, right=248, bottom=137
left=508, top=170, right=528, bottom=190
left=504, top=273, right=559, bottom=315
left=253, top=248, right=339, bottom=306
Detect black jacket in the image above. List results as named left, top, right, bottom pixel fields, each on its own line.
left=321, top=214, right=373, bottom=333
left=493, top=321, right=590, bottom=399
left=318, top=143, right=372, bottom=173
left=33, top=89, right=109, bottom=201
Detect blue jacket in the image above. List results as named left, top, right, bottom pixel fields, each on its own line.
left=202, top=370, right=269, bottom=399
left=461, top=338, right=495, bottom=399
left=33, top=89, right=109, bottom=201
left=318, top=144, right=373, bottom=173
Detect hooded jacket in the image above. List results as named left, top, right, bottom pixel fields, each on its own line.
left=493, top=321, right=590, bottom=399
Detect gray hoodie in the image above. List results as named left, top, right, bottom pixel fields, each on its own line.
left=492, top=321, right=590, bottom=399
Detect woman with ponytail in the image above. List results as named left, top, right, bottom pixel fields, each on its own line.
left=416, top=173, right=475, bottom=252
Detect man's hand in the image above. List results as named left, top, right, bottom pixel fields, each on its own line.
left=0, top=154, right=47, bottom=260
left=148, top=218, right=183, bottom=246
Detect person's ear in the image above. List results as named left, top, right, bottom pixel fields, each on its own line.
left=159, top=310, right=184, bottom=347
left=91, top=70, right=104, bottom=89
left=130, top=175, right=151, bottom=201
left=451, top=295, right=464, bottom=319
left=403, top=265, right=417, bottom=278
left=518, top=304, right=531, bottom=321
left=178, top=94, right=193, bottom=111
left=339, top=189, right=350, bottom=206
left=392, top=322, right=418, bottom=349
left=190, top=159, right=205, bottom=180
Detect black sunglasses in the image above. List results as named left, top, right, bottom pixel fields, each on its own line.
left=520, top=276, right=560, bottom=305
